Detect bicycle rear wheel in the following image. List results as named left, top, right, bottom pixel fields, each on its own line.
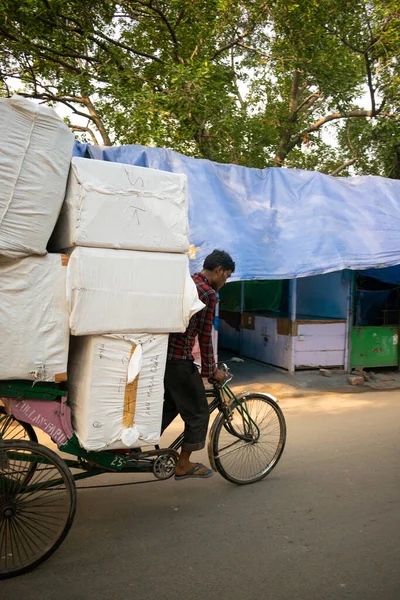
left=208, top=393, right=286, bottom=485
left=0, top=440, right=76, bottom=579
left=0, top=406, right=38, bottom=443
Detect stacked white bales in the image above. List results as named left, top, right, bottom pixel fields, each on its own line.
left=50, top=157, right=202, bottom=450
left=0, top=96, right=74, bottom=382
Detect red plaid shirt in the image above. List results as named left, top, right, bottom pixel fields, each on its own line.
left=167, top=272, right=217, bottom=378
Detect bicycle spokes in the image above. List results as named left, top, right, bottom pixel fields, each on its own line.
left=209, top=393, right=286, bottom=484
left=223, top=399, right=260, bottom=443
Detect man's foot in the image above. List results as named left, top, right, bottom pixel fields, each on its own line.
left=174, top=462, right=214, bottom=480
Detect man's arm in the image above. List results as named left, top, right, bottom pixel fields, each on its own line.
left=197, top=289, right=217, bottom=379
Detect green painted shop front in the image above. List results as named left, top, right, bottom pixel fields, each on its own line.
left=350, top=326, right=398, bottom=369
left=350, top=271, right=399, bottom=370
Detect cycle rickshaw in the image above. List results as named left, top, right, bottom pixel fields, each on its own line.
left=0, top=366, right=286, bottom=579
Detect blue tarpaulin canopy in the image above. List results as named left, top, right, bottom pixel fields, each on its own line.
left=74, top=142, right=400, bottom=282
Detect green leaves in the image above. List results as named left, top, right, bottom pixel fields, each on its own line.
left=1, top=0, right=399, bottom=176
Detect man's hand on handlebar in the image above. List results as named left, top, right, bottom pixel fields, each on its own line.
left=213, top=368, right=229, bottom=384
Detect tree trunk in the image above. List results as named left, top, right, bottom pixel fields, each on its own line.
left=273, top=70, right=302, bottom=167
left=83, top=96, right=112, bottom=146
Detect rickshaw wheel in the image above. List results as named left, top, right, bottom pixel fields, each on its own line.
left=0, top=440, right=76, bottom=579
left=0, top=406, right=38, bottom=443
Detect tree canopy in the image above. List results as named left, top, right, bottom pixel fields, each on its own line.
left=1, top=0, right=399, bottom=176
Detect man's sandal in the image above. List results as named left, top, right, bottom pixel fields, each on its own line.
left=174, top=463, right=214, bottom=480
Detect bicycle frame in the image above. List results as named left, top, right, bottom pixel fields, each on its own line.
left=1, top=382, right=261, bottom=493
left=0, top=376, right=261, bottom=480
left=168, top=382, right=261, bottom=453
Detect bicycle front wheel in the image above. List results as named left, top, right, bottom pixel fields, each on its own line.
left=208, top=393, right=286, bottom=485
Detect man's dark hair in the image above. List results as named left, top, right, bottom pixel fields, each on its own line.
left=203, top=249, right=235, bottom=273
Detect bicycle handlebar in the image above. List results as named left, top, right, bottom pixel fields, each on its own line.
left=208, top=363, right=234, bottom=388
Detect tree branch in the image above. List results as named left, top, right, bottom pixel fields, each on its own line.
left=0, top=26, right=100, bottom=65
left=88, top=29, right=164, bottom=64
left=133, top=0, right=184, bottom=63
left=274, top=109, right=397, bottom=167
left=83, top=96, right=112, bottom=146
left=293, top=108, right=397, bottom=146
left=346, top=125, right=357, bottom=157
left=16, top=86, right=111, bottom=145
left=70, top=124, right=99, bottom=145
left=175, top=7, right=185, bottom=27
left=236, top=43, right=275, bottom=60
left=230, top=48, right=245, bottom=110
left=364, top=52, right=376, bottom=115
left=274, top=70, right=303, bottom=166
left=26, top=90, right=88, bottom=104
left=361, top=0, right=375, bottom=39
left=303, top=97, right=325, bottom=119
left=377, top=97, right=386, bottom=113
left=330, top=156, right=358, bottom=176
left=212, top=30, right=252, bottom=60
left=17, top=91, right=90, bottom=117
left=0, top=78, right=12, bottom=97
left=290, top=110, right=384, bottom=150
left=117, top=7, right=156, bottom=20
left=322, top=25, right=365, bottom=54
left=236, top=42, right=296, bottom=66
left=0, top=28, right=83, bottom=73
left=295, top=93, right=322, bottom=114
left=289, top=70, right=301, bottom=120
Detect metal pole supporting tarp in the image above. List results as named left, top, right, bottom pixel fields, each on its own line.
left=239, top=281, right=245, bottom=356
left=289, top=279, right=297, bottom=374
left=344, top=271, right=354, bottom=372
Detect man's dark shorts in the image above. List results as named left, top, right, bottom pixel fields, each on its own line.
left=162, top=359, right=209, bottom=452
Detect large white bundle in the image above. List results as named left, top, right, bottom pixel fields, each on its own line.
left=0, top=253, right=69, bottom=381
left=67, top=247, right=204, bottom=335
left=0, top=96, right=74, bottom=258
left=68, top=334, right=168, bottom=451
left=51, top=157, right=189, bottom=253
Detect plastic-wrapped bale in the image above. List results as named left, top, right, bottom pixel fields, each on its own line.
left=68, top=334, right=168, bottom=451
left=50, top=157, right=189, bottom=253
left=0, top=253, right=69, bottom=381
left=0, top=95, right=74, bottom=258
left=66, top=247, right=204, bottom=335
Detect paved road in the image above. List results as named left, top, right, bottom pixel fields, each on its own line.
left=3, top=391, right=400, bottom=600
